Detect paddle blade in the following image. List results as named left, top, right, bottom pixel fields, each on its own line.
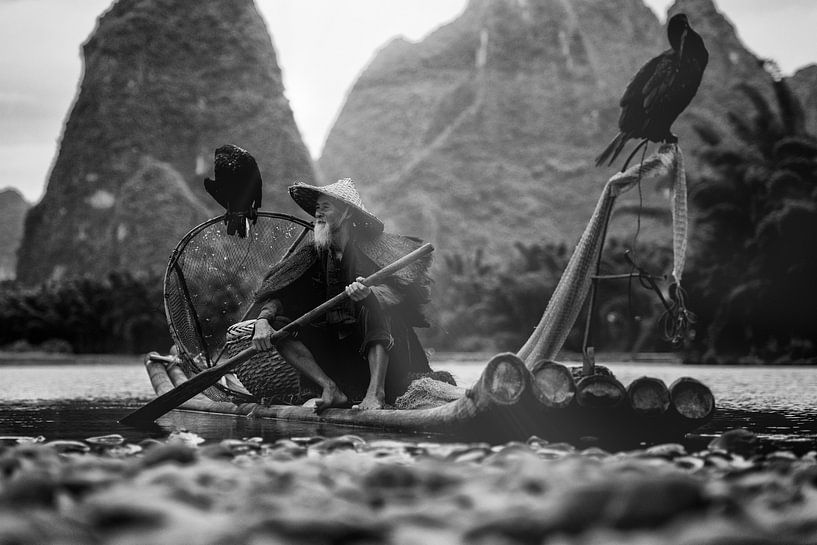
left=119, top=347, right=256, bottom=426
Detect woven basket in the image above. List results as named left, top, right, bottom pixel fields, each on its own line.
left=225, top=320, right=312, bottom=403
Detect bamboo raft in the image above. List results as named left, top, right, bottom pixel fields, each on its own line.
left=144, top=350, right=714, bottom=443
left=138, top=145, right=716, bottom=443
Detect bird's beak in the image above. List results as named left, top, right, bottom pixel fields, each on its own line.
left=679, top=27, right=688, bottom=58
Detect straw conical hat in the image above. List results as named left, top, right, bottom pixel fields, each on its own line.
left=289, top=178, right=383, bottom=235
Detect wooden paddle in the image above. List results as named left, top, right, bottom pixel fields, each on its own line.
left=120, top=242, right=434, bottom=426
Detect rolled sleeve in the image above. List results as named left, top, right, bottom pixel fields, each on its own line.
left=257, top=298, right=282, bottom=321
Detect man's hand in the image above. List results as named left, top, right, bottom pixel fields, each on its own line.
left=252, top=318, right=275, bottom=351
left=345, top=276, right=371, bottom=302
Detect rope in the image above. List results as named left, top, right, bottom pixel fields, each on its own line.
left=661, top=282, right=696, bottom=345
left=670, top=145, right=688, bottom=284
left=610, top=143, right=693, bottom=345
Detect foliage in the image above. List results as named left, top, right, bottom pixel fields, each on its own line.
left=0, top=272, right=170, bottom=354
left=685, top=76, right=817, bottom=363
left=423, top=238, right=677, bottom=354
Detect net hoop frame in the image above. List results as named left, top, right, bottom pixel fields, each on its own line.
left=161, top=212, right=313, bottom=400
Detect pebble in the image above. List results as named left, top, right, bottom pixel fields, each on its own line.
left=166, top=430, right=205, bottom=446
left=308, top=434, right=366, bottom=454
left=0, top=429, right=812, bottom=544
left=138, top=443, right=196, bottom=468
left=707, top=428, right=758, bottom=456
left=644, top=443, right=687, bottom=459
left=43, top=440, right=90, bottom=454
left=0, top=436, right=45, bottom=446
left=85, top=434, right=125, bottom=447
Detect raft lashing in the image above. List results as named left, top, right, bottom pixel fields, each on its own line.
left=142, top=145, right=716, bottom=445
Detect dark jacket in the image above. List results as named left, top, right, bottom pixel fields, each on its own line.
left=253, top=232, right=433, bottom=401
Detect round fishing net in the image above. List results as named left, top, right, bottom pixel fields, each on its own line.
left=163, top=212, right=313, bottom=401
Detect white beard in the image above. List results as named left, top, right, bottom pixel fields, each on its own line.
left=313, top=222, right=332, bottom=251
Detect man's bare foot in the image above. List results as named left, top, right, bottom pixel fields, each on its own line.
left=352, top=394, right=385, bottom=411
left=314, top=385, right=349, bottom=413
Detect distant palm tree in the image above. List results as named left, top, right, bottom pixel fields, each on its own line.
left=687, top=70, right=817, bottom=362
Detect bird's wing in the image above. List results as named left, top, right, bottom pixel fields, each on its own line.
left=634, top=52, right=679, bottom=117
left=204, top=177, right=230, bottom=209
left=618, top=53, right=674, bottom=135
left=641, top=59, right=679, bottom=115
left=620, top=52, right=668, bottom=109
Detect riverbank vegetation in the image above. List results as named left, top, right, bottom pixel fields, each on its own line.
left=0, top=272, right=170, bottom=354
left=685, top=76, right=817, bottom=364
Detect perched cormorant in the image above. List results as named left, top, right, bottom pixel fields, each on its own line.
left=595, top=13, right=708, bottom=169
left=203, top=144, right=263, bottom=238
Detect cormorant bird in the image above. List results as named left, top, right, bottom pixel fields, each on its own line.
left=595, top=13, right=708, bottom=169
left=203, top=144, right=263, bottom=238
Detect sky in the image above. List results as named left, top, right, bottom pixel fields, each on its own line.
left=0, top=0, right=815, bottom=204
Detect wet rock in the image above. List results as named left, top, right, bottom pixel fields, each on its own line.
left=418, top=442, right=489, bottom=460
left=446, top=446, right=492, bottom=464
left=708, top=428, right=759, bottom=457
left=604, top=474, right=707, bottom=528
left=484, top=443, right=539, bottom=465
left=674, top=456, right=706, bottom=472
left=464, top=514, right=553, bottom=544
left=792, top=465, right=817, bottom=487
left=104, top=443, right=143, bottom=458
left=308, top=435, right=365, bottom=454
left=580, top=447, right=612, bottom=459
left=272, top=438, right=301, bottom=449
left=219, top=439, right=262, bottom=455
left=138, top=438, right=164, bottom=450
left=138, top=443, right=197, bottom=468
left=702, top=450, right=739, bottom=470
left=526, top=435, right=549, bottom=449
left=290, top=436, right=326, bottom=446
left=537, top=481, right=620, bottom=533
left=199, top=443, right=235, bottom=460
left=239, top=513, right=387, bottom=545
left=645, top=443, right=687, bottom=459
left=60, top=460, right=128, bottom=497
left=43, top=440, right=90, bottom=454
left=535, top=445, right=575, bottom=460
left=364, top=463, right=420, bottom=490
left=364, top=439, right=424, bottom=459
left=0, top=455, right=21, bottom=478
left=0, top=511, right=92, bottom=545
left=0, top=470, right=59, bottom=508
left=763, top=450, right=798, bottom=462
left=265, top=441, right=307, bottom=461
left=85, top=434, right=125, bottom=447
left=166, top=430, right=204, bottom=447
left=0, top=436, right=45, bottom=446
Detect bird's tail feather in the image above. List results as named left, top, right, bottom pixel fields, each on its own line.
left=595, top=132, right=628, bottom=167
left=226, top=213, right=248, bottom=238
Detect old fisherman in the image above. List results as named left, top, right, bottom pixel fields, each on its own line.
left=251, top=179, right=435, bottom=411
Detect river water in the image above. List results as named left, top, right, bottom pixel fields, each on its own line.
left=1, top=353, right=816, bottom=453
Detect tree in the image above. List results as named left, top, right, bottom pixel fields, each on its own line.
left=687, top=71, right=817, bottom=362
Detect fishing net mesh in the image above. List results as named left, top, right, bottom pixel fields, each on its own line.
left=393, top=377, right=466, bottom=409
left=164, top=213, right=312, bottom=401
